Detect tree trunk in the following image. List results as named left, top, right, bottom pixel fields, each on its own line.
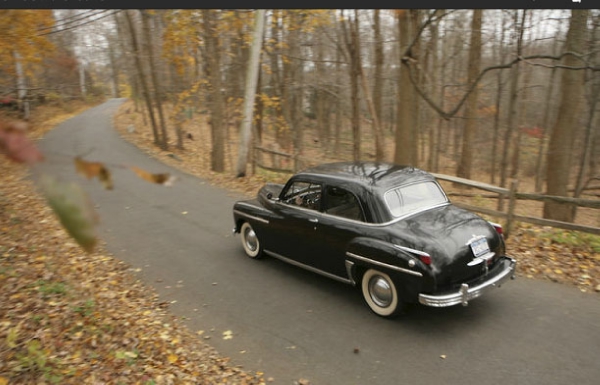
left=511, top=63, right=533, bottom=179
left=410, top=10, right=421, bottom=167
left=394, top=10, right=416, bottom=165
left=427, top=10, right=442, bottom=171
left=142, top=10, right=168, bottom=150
left=574, top=85, right=600, bottom=198
left=499, top=10, right=525, bottom=210
left=373, top=10, right=384, bottom=145
left=334, top=24, right=342, bottom=155
left=202, top=10, right=226, bottom=172
left=534, top=54, right=559, bottom=192
left=108, top=44, right=120, bottom=98
left=490, top=13, right=507, bottom=185
left=236, top=9, right=265, bottom=177
left=456, top=10, right=482, bottom=180
left=13, top=51, right=30, bottom=120
left=341, top=10, right=361, bottom=162
left=125, top=10, right=160, bottom=146
left=543, top=9, right=590, bottom=221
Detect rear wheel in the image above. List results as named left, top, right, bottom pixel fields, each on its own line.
left=240, top=222, right=262, bottom=259
left=361, top=269, right=404, bottom=318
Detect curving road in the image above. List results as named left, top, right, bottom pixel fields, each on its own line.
left=38, top=100, right=600, bottom=385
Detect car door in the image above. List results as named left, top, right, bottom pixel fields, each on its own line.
left=267, top=180, right=324, bottom=265
left=311, top=185, right=366, bottom=278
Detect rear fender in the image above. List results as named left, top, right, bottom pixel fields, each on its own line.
left=346, top=237, right=433, bottom=302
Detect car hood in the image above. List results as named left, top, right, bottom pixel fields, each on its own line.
left=388, top=204, right=503, bottom=286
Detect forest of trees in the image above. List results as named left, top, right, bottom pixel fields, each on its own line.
left=1, top=9, right=599, bottom=223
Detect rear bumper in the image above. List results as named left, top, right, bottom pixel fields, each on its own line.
left=418, top=257, right=517, bottom=307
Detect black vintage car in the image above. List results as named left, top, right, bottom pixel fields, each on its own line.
left=232, top=162, right=516, bottom=318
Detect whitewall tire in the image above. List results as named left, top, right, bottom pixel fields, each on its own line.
left=361, top=269, right=402, bottom=318
left=240, top=222, right=262, bottom=259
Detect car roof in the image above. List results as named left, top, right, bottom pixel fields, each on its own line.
left=296, top=161, right=435, bottom=191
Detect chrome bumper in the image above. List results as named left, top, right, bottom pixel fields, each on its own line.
left=418, top=257, right=517, bottom=308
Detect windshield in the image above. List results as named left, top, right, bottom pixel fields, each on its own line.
left=384, top=181, right=448, bottom=218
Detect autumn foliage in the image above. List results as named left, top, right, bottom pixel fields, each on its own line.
left=0, top=10, right=55, bottom=74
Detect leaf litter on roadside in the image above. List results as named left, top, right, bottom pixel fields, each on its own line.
left=1, top=137, right=266, bottom=384
left=3, top=105, right=599, bottom=384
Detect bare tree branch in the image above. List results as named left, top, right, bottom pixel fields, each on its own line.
left=404, top=50, right=600, bottom=120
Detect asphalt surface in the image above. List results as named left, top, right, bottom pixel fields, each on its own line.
left=37, top=99, right=600, bottom=385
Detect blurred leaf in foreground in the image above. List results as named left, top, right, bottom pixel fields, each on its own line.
left=130, top=166, right=176, bottom=186
left=39, top=175, right=99, bottom=252
left=0, top=119, right=44, bottom=164
left=74, top=156, right=114, bottom=190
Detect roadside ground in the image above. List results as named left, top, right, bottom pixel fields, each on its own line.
left=1, top=98, right=598, bottom=384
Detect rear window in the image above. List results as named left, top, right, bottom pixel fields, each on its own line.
left=384, top=181, right=447, bottom=218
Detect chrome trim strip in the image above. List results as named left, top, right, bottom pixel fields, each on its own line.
left=418, top=257, right=516, bottom=308
left=264, top=250, right=353, bottom=285
left=278, top=200, right=451, bottom=228
left=467, top=252, right=496, bottom=266
left=385, top=202, right=451, bottom=223
left=274, top=200, right=451, bottom=228
left=233, top=210, right=270, bottom=224
left=383, top=180, right=450, bottom=220
left=345, top=252, right=423, bottom=277
left=235, top=202, right=271, bottom=212
left=345, top=260, right=357, bottom=286
left=394, top=244, right=431, bottom=258
left=362, top=202, right=451, bottom=227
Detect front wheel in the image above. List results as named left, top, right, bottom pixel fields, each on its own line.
left=361, top=269, right=404, bottom=318
left=240, top=222, right=262, bottom=259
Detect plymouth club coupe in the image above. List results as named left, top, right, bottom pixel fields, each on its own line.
left=232, top=162, right=516, bottom=318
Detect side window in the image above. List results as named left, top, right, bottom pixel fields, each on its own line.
left=282, top=181, right=322, bottom=211
left=324, top=186, right=364, bottom=221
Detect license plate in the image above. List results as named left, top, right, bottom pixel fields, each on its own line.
left=470, top=237, right=490, bottom=258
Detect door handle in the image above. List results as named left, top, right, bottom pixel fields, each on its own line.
left=309, top=218, right=319, bottom=223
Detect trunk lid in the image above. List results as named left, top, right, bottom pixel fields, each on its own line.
left=389, top=204, right=505, bottom=288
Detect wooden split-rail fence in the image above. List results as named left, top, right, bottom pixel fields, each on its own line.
left=252, top=146, right=600, bottom=239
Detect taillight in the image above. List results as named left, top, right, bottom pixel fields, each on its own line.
left=419, top=254, right=432, bottom=265
left=394, top=244, right=432, bottom=266
left=489, top=221, right=503, bottom=236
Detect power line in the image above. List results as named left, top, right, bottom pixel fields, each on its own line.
left=34, top=10, right=104, bottom=33
left=38, top=10, right=123, bottom=37
left=36, top=10, right=106, bottom=32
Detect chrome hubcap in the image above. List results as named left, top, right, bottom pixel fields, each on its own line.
left=244, top=228, right=258, bottom=252
left=369, top=276, right=393, bottom=307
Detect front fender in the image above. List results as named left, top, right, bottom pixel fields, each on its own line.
left=233, top=199, right=271, bottom=232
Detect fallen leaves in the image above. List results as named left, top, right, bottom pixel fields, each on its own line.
left=1, top=155, right=266, bottom=384
left=74, top=156, right=113, bottom=190
left=74, top=157, right=177, bottom=189
left=509, top=224, right=600, bottom=292
left=130, top=165, right=177, bottom=186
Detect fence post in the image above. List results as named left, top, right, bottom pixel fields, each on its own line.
left=251, top=145, right=256, bottom=175
left=505, top=179, right=519, bottom=239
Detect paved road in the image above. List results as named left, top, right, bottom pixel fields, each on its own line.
left=38, top=100, right=600, bottom=385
